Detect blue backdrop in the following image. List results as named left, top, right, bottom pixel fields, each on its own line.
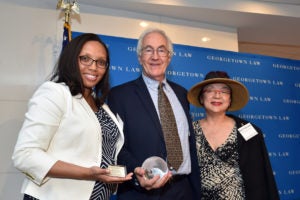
left=73, top=31, right=300, bottom=200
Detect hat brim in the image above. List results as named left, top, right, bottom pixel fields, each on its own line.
left=187, top=78, right=249, bottom=111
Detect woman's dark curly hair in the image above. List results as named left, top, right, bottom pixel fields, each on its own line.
left=50, top=33, right=110, bottom=107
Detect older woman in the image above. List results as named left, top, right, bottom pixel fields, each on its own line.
left=187, top=71, right=279, bottom=200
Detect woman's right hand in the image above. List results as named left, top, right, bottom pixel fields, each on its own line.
left=47, top=161, right=133, bottom=184
left=89, top=166, right=133, bottom=184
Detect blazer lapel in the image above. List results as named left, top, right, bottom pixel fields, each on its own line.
left=133, top=77, right=163, bottom=134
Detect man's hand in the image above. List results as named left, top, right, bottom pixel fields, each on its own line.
left=134, top=167, right=172, bottom=190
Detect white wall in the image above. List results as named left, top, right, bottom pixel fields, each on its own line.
left=0, top=1, right=237, bottom=198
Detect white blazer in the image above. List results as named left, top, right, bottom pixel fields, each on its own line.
left=12, top=81, right=124, bottom=200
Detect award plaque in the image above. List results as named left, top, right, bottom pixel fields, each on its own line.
left=142, top=156, right=169, bottom=180
left=107, top=165, right=127, bottom=178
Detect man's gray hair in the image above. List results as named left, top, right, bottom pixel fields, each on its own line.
left=136, top=28, right=173, bottom=57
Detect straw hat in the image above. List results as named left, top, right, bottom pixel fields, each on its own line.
left=187, top=71, right=249, bottom=111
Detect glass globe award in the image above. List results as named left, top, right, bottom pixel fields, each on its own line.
left=142, top=156, right=169, bottom=180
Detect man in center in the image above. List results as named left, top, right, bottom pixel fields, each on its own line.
left=108, top=28, right=201, bottom=200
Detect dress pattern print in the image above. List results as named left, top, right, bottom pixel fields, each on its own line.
left=90, top=107, right=120, bottom=200
left=193, top=120, right=246, bottom=200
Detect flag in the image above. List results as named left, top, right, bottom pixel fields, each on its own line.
left=62, top=21, right=71, bottom=50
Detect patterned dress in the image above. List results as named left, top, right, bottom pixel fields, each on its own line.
left=193, top=120, right=246, bottom=200
left=90, top=106, right=120, bottom=200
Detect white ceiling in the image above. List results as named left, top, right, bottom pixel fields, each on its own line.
left=9, top=0, right=300, bottom=46
left=75, top=0, right=300, bottom=46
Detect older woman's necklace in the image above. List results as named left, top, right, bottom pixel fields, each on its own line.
left=200, top=117, right=234, bottom=151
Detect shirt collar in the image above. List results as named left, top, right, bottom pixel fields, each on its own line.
left=142, top=73, right=168, bottom=91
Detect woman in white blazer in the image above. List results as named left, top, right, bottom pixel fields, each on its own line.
left=12, top=33, right=132, bottom=200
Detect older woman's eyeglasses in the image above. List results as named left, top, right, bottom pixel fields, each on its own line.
left=79, top=55, right=107, bottom=69
left=203, top=89, right=231, bottom=96
left=141, top=46, right=170, bottom=57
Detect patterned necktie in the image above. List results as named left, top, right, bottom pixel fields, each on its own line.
left=158, top=83, right=183, bottom=170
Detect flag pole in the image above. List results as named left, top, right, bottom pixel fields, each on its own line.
left=56, top=0, right=80, bottom=49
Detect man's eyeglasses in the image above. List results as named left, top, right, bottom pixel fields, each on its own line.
left=79, top=55, right=108, bottom=69
left=141, top=46, right=170, bottom=57
left=203, top=89, right=231, bottom=96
